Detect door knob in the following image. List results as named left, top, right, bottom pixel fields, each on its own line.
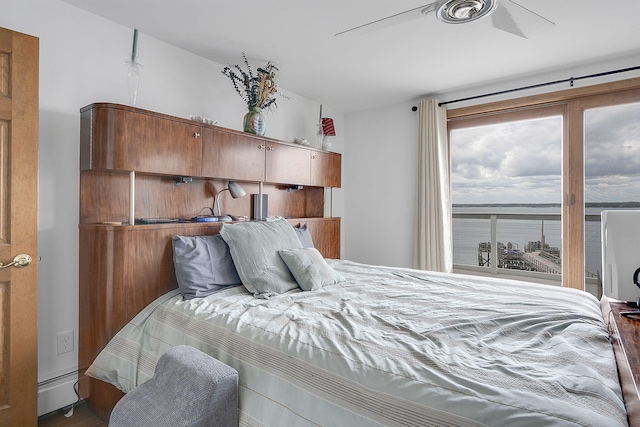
left=0, top=254, right=33, bottom=269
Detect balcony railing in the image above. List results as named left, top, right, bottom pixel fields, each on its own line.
left=452, top=212, right=602, bottom=287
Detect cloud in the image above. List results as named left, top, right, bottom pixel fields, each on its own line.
left=451, top=102, right=640, bottom=205
left=584, top=102, right=640, bottom=202
left=585, top=103, right=640, bottom=179
left=451, top=116, right=561, bottom=204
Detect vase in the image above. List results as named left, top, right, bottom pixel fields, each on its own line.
left=243, top=107, right=266, bottom=136
left=322, top=135, right=333, bottom=151
left=316, top=124, right=324, bottom=148
left=126, top=60, right=141, bottom=106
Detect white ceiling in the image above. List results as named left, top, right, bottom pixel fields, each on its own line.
left=61, top=0, right=640, bottom=112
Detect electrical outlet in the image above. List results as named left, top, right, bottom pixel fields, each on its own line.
left=57, top=330, right=74, bottom=355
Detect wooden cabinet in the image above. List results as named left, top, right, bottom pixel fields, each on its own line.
left=202, top=126, right=340, bottom=187
left=201, top=126, right=265, bottom=181
left=79, top=103, right=343, bottom=418
left=82, top=103, right=342, bottom=188
left=80, top=103, right=203, bottom=176
left=265, top=141, right=310, bottom=185
left=311, top=151, right=341, bottom=187
left=79, top=103, right=342, bottom=223
left=82, top=103, right=343, bottom=188
left=603, top=299, right=640, bottom=426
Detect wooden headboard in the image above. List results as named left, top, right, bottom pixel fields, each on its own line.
left=78, top=103, right=342, bottom=419
left=78, top=218, right=339, bottom=418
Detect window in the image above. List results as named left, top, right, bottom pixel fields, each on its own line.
left=449, top=106, right=565, bottom=281
left=446, top=79, right=640, bottom=291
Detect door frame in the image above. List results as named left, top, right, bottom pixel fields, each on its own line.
left=0, top=26, right=39, bottom=426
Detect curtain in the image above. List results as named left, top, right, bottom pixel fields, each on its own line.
left=413, top=99, right=453, bottom=273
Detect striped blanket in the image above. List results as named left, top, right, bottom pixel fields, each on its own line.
left=87, top=260, right=627, bottom=426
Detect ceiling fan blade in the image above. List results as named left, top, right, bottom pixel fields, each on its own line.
left=485, top=0, right=554, bottom=38
left=335, top=3, right=436, bottom=37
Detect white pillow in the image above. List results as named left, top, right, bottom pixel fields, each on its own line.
left=279, top=247, right=345, bottom=291
left=220, top=218, right=302, bottom=297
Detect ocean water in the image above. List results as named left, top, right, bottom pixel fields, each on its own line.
left=453, top=206, right=607, bottom=277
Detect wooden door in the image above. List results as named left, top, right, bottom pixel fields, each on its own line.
left=81, top=104, right=203, bottom=176
left=201, top=127, right=265, bottom=181
left=0, top=27, right=39, bottom=426
left=311, top=151, right=342, bottom=187
left=265, top=142, right=310, bottom=185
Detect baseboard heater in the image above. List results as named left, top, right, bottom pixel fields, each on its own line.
left=37, top=370, right=80, bottom=417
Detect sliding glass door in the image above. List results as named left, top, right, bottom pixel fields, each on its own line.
left=446, top=79, right=640, bottom=293
left=449, top=105, right=565, bottom=282
left=583, top=98, right=640, bottom=284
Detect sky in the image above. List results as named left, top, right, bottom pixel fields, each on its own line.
left=450, top=101, right=640, bottom=205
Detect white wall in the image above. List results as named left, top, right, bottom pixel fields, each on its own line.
left=4, top=0, right=637, bottom=416
left=2, top=0, right=344, bottom=416
left=343, top=102, right=417, bottom=267
left=344, top=52, right=640, bottom=269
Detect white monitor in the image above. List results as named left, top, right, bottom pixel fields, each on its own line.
left=601, top=210, right=640, bottom=302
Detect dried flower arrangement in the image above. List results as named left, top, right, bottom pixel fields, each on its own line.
left=222, top=53, right=280, bottom=112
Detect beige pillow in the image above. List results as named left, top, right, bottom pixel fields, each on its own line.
left=278, top=247, right=345, bottom=291
left=220, top=218, right=302, bottom=297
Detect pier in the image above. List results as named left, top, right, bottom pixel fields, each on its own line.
left=477, top=220, right=562, bottom=274
left=477, top=241, right=561, bottom=273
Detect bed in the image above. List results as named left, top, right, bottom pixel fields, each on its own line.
left=85, top=218, right=630, bottom=426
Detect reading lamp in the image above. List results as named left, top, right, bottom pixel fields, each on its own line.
left=213, top=181, right=246, bottom=222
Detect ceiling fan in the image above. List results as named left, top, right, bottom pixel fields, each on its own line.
left=335, top=0, right=554, bottom=39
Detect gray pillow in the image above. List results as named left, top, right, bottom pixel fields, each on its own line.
left=220, top=218, right=303, bottom=298
left=172, top=234, right=242, bottom=300
left=279, top=247, right=345, bottom=291
left=294, top=223, right=315, bottom=248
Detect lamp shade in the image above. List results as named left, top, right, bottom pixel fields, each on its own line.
left=228, top=181, right=246, bottom=198
left=213, top=181, right=247, bottom=218
left=321, top=118, right=336, bottom=136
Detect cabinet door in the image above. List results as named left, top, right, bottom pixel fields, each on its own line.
left=311, top=151, right=342, bottom=187
left=201, top=127, right=266, bottom=181
left=266, top=142, right=310, bottom=185
left=85, top=106, right=203, bottom=175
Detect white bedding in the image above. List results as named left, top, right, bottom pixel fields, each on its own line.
left=87, top=260, right=627, bottom=426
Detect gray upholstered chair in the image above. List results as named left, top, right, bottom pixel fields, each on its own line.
left=108, top=345, right=239, bottom=427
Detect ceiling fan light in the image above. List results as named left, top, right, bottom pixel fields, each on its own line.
left=436, top=0, right=498, bottom=24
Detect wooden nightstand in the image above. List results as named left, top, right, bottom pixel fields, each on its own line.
left=603, top=298, right=640, bottom=427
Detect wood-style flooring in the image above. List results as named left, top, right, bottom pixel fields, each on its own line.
left=38, top=402, right=107, bottom=427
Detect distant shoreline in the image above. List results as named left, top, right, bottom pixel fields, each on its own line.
left=453, top=202, right=640, bottom=208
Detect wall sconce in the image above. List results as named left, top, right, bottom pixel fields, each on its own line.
left=173, top=176, right=193, bottom=186
left=213, top=181, right=247, bottom=221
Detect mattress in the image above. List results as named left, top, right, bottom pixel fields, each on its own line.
left=87, top=259, right=628, bottom=426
